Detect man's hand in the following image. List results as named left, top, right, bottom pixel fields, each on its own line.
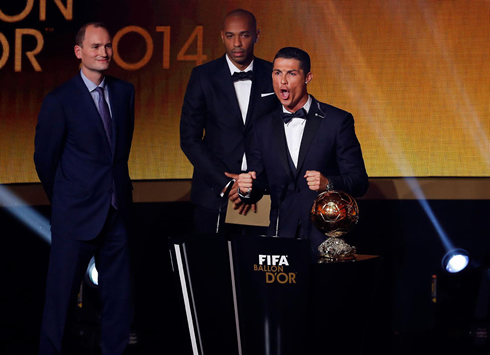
left=224, top=172, right=256, bottom=215
left=304, top=170, right=328, bottom=191
left=237, top=171, right=256, bottom=193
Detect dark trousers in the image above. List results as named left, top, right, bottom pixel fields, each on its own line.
left=39, top=207, right=131, bottom=355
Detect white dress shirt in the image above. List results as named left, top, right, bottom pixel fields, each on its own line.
left=284, top=95, right=312, bottom=167
left=226, top=55, right=253, bottom=171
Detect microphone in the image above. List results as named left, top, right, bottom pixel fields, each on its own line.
left=274, top=183, right=289, bottom=237
left=314, top=101, right=325, bottom=118
left=216, top=179, right=235, bottom=233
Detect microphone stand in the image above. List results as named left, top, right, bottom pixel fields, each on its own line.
left=274, top=183, right=289, bottom=237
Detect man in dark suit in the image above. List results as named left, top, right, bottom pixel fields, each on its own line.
left=34, top=23, right=134, bottom=354
left=237, top=47, right=368, bottom=255
left=180, top=9, right=278, bottom=234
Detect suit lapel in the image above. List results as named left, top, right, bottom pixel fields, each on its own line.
left=216, top=56, right=243, bottom=126
left=245, top=58, right=264, bottom=128
left=296, top=98, right=324, bottom=173
left=272, top=108, right=295, bottom=181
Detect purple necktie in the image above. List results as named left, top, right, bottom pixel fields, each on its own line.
left=95, top=87, right=117, bottom=209
left=95, top=87, right=113, bottom=148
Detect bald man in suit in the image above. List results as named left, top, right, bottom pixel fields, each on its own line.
left=180, top=9, right=279, bottom=234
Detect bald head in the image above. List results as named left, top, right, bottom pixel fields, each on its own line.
left=221, top=8, right=260, bottom=70
left=222, top=9, right=257, bottom=31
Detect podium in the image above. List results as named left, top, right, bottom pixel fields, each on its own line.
left=169, top=235, right=381, bottom=355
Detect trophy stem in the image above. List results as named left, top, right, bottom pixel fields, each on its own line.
left=318, top=237, right=357, bottom=263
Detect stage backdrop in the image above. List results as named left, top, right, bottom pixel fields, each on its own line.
left=0, top=0, right=489, bottom=184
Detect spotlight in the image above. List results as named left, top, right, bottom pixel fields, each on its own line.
left=85, top=257, right=99, bottom=287
left=443, top=249, right=469, bottom=273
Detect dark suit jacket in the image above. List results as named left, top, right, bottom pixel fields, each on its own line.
left=34, top=73, right=135, bottom=240
left=244, top=96, right=369, bottom=250
left=180, top=55, right=279, bottom=210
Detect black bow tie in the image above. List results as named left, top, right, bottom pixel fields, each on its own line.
left=231, top=71, right=253, bottom=82
left=281, top=108, right=308, bottom=124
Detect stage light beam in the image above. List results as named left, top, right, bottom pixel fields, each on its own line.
left=0, top=185, right=51, bottom=243
left=319, top=5, right=471, bottom=272
left=0, top=186, right=102, bottom=289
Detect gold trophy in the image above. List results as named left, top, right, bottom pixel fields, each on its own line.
left=310, top=189, right=359, bottom=262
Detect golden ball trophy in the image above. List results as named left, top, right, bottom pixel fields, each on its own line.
left=310, top=189, right=359, bottom=262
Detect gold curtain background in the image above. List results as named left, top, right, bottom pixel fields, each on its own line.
left=0, top=0, right=489, bottom=183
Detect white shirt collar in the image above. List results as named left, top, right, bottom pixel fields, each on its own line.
left=80, top=69, right=107, bottom=92
left=225, top=54, right=254, bottom=75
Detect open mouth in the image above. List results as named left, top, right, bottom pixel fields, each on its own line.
left=280, top=89, right=290, bottom=100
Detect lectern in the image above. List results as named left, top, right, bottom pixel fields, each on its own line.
left=169, top=235, right=380, bottom=355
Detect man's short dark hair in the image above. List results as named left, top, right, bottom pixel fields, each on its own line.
left=273, top=47, right=311, bottom=74
left=75, top=22, right=110, bottom=47
left=222, top=9, right=257, bottom=30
